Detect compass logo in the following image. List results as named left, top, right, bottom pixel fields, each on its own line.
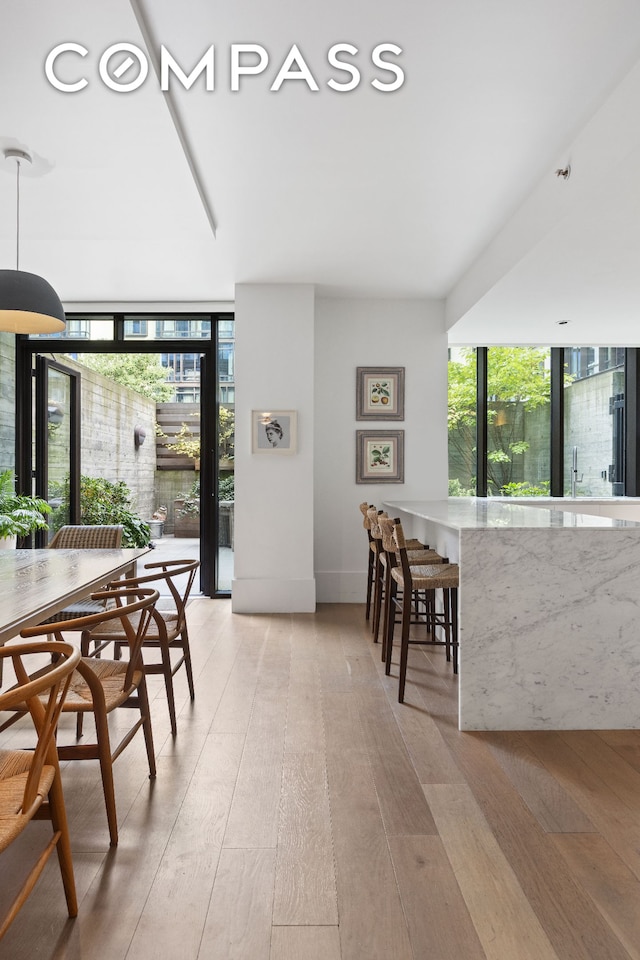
left=44, top=42, right=405, bottom=93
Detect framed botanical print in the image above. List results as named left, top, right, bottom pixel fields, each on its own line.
left=356, top=367, right=405, bottom=420
left=356, top=430, right=404, bottom=483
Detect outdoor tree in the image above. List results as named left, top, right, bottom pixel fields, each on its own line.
left=448, top=347, right=555, bottom=494
left=155, top=406, right=235, bottom=464
left=79, top=354, right=174, bottom=402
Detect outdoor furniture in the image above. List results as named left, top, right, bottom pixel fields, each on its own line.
left=0, top=640, right=81, bottom=939
left=44, top=525, right=128, bottom=624
left=20, top=587, right=160, bottom=846
left=87, top=559, right=200, bottom=737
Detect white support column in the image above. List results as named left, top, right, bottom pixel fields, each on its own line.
left=232, top=283, right=316, bottom=612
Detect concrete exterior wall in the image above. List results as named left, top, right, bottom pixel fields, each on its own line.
left=50, top=355, right=158, bottom=520
left=563, top=368, right=623, bottom=497
left=0, top=333, right=16, bottom=472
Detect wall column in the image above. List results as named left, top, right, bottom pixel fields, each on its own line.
left=232, top=283, right=316, bottom=612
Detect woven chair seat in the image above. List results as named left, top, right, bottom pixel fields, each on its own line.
left=10, top=659, right=145, bottom=714
left=391, top=562, right=459, bottom=591
left=62, top=659, right=144, bottom=713
left=42, top=597, right=109, bottom=625
left=380, top=548, right=444, bottom=567
left=0, top=755, right=55, bottom=849
left=90, top=608, right=180, bottom=644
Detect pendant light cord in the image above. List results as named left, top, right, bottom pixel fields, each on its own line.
left=15, top=156, right=20, bottom=271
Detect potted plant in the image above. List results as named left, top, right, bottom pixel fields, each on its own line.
left=174, top=478, right=200, bottom=537
left=0, top=469, right=52, bottom=547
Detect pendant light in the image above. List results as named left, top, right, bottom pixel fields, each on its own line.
left=0, top=148, right=65, bottom=334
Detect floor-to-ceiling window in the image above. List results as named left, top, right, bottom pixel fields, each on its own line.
left=563, top=347, right=625, bottom=496
left=449, top=345, right=629, bottom=499
left=486, top=347, right=551, bottom=496
left=447, top=347, right=477, bottom=495
left=16, top=312, right=234, bottom=596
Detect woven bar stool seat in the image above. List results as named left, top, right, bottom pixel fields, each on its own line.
left=385, top=519, right=460, bottom=702
left=392, top=562, right=459, bottom=590
left=381, top=547, right=443, bottom=567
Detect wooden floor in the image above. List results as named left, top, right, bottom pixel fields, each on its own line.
left=2, top=600, right=640, bottom=959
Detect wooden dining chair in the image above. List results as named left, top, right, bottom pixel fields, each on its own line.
left=86, top=559, right=200, bottom=737
left=0, top=640, right=81, bottom=940
left=20, top=587, right=160, bottom=847
left=48, top=524, right=124, bottom=550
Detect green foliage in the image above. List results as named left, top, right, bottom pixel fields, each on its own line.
left=218, top=406, right=235, bottom=462
left=155, top=406, right=235, bottom=463
left=52, top=475, right=150, bottom=547
left=448, top=477, right=476, bottom=497
left=176, top=474, right=235, bottom=519
left=0, top=469, right=51, bottom=538
left=448, top=347, right=557, bottom=493
left=500, top=481, right=550, bottom=497
left=176, top=478, right=200, bottom=518
left=79, top=354, right=173, bottom=401
left=164, top=421, right=200, bottom=459
left=218, top=474, right=235, bottom=500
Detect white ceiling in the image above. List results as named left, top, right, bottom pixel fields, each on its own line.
left=2, top=0, right=640, bottom=344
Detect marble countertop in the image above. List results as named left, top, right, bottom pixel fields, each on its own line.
left=382, top=498, right=640, bottom=530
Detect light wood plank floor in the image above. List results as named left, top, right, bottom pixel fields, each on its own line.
left=2, top=600, right=640, bottom=959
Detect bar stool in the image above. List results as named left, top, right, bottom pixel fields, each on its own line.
left=377, top=515, right=445, bottom=658
left=359, top=502, right=376, bottom=621
left=367, top=506, right=389, bottom=641
left=361, top=503, right=427, bottom=628
left=386, top=519, right=460, bottom=703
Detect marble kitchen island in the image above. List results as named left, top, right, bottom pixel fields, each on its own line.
left=383, top=498, right=640, bottom=731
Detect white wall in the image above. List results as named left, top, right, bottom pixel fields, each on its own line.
left=233, top=284, right=316, bottom=612
left=314, top=298, right=448, bottom=603
left=232, top=289, right=448, bottom=610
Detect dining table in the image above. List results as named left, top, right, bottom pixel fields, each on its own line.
left=0, top=548, right=149, bottom=679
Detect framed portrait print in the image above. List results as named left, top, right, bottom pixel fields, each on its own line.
left=356, top=367, right=405, bottom=420
left=252, top=410, right=297, bottom=454
left=356, top=430, right=404, bottom=483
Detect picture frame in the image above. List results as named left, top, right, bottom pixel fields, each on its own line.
left=356, top=430, right=405, bottom=483
left=252, top=410, right=297, bottom=454
left=356, top=366, right=405, bottom=420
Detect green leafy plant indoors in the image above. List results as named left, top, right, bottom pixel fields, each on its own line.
left=0, top=469, right=52, bottom=538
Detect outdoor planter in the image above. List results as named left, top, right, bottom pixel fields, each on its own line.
left=173, top=499, right=200, bottom=537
